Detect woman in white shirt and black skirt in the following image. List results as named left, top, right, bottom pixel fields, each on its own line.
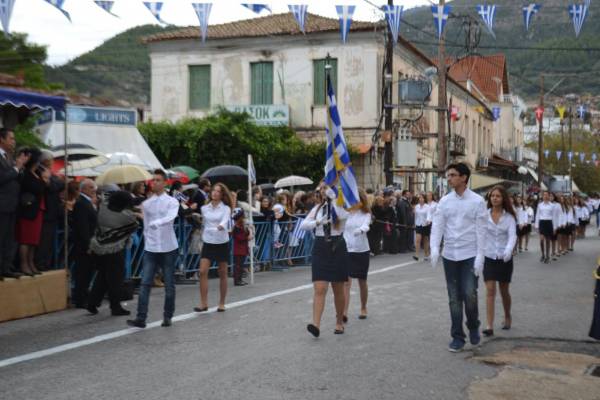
left=535, top=191, right=558, bottom=264
left=343, top=189, right=371, bottom=321
left=482, top=186, right=517, bottom=337
left=413, top=193, right=431, bottom=261
left=300, top=184, right=349, bottom=337
left=194, top=183, right=233, bottom=313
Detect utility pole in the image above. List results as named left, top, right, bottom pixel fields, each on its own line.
left=537, top=75, right=544, bottom=188
left=568, top=105, right=573, bottom=195
left=437, top=0, right=448, bottom=192
left=384, top=0, right=394, bottom=186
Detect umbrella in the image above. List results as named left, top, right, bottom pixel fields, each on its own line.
left=172, top=165, right=199, bottom=181
left=166, top=170, right=190, bottom=185
left=274, top=175, right=313, bottom=188
left=95, top=165, right=152, bottom=185
left=201, top=165, right=248, bottom=189
left=60, top=155, right=109, bottom=175
left=98, top=183, right=120, bottom=193
left=104, top=152, right=151, bottom=168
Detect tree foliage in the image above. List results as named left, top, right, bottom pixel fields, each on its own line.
left=139, top=110, right=327, bottom=184
left=14, top=116, right=47, bottom=149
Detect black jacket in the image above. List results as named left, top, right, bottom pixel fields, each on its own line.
left=71, top=195, right=98, bottom=252
left=18, top=170, right=47, bottom=220
left=0, top=152, right=20, bottom=213
left=44, top=175, right=64, bottom=222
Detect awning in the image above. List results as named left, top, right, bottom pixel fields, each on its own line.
left=0, top=88, right=66, bottom=111
left=524, top=167, right=548, bottom=191
left=470, top=173, right=504, bottom=190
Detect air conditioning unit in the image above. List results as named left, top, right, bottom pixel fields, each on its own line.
left=479, top=157, right=489, bottom=168
left=398, top=79, right=431, bottom=105
left=395, top=138, right=418, bottom=167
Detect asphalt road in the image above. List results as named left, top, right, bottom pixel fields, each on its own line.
left=0, top=231, right=598, bottom=400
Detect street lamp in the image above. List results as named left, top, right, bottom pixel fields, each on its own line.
left=565, top=93, right=578, bottom=195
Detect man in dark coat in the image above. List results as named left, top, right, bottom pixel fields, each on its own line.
left=395, top=190, right=410, bottom=253
left=0, top=128, right=29, bottom=279
left=192, top=178, right=211, bottom=207
left=403, top=190, right=416, bottom=251
left=71, top=178, right=98, bottom=307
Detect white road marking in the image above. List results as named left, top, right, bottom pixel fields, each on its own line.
left=0, top=260, right=418, bottom=369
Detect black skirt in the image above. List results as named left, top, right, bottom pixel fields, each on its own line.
left=311, top=236, right=349, bottom=282
left=483, top=257, right=514, bottom=283
left=348, top=251, right=370, bottom=280
left=538, top=220, right=554, bottom=237
left=201, top=242, right=230, bottom=263
left=415, top=225, right=431, bottom=236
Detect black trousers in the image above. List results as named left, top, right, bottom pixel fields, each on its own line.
left=0, top=212, right=17, bottom=275
left=88, top=251, right=126, bottom=310
left=72, top=249, right=96, bottom=306
left=368, top=223, right=383, bottom=254
left=35, top=219, right=57, bottom=270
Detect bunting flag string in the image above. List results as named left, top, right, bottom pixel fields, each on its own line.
left=556, top=105, right=566, bottom=121
left=241, top=4, right=271, bottom=14
left=492, top=106, right=501, bottom=121
left=0, top=0, right=16, bottom=35
left=45, top=0, right=71, bottom=22
left=288, top=4, right=308, bottom=33
left=431, top=4, right=451, bottom=40
left=568, top=3, right=589, bottom=38
left=523, top=3, right=541, bottom=32
left=192, top=3, right=212, bottom=42
left=477, top=4, right=497, bottom=38
left=94, top=1, right=118, bottom=17
left=544, top=149, right=550, bottom=159
left=577, top=104, right=586, bottom=119
left=382, top=4, right=403, bottom=45
left=557, top=151, right=562, bottom=160
left=568, top=151, right=573, bottom=161
left=143, top=2, right=166, bottom=24
left=336, top=5, right=355, bottom=44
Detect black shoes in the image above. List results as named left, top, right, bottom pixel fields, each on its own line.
left=2, top=271, right=22, bottom=279
left=482, top=329, right=494, bottom=337
left=161, top=318, right=172, bottom=327
left=307, top=324, right=320, bottom=338
left=193, top=306, right=208, bottom=312
left=334, top=327, right=345, bottom=335
left=127, top=319, right=146, bottom=328
left=234, top=280, right=248, bottom=286
left=86, top=305, right=99, bottom=315
left=111, top=308, right=131, bottom=316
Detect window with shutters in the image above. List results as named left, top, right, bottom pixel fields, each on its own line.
left=313, top=58, right=338, bottom=106
left=250, top=62, right=274, bottom=105
left=189, top=65, right=211, bottom=110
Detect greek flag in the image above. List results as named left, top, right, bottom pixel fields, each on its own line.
left=580, top=153, right=586, bottom=163
left=248, top=154, right=256, bottom=185
left=578, top=104, right=586, bottom=119
left=382, top=5, right=403, bottom=45
left=557, top=151, right=562, bottom=160
left=492, top=106, right=501, bottom=121
left=0, top=0, right=16, bottom=35
left=45, top=0, right=71, bottom=22
left=431, top=4, right=451, bottom=40
left=522, top=4, right=540, bottom=32
left=569, top=3, right=588, bottom=38
left=242, top=4, right=270, bottom=14
left=288, top=5, right=308, bottom=33
left=477, top=4, right=497, bottom=38
left=143, top=2, right=166, bottom=24
left=336, top=5, right=355, bottom=44
left=94, top=1, right=118, bottom=17
left=192, top=3, right=212, bottom=42
left=324, top=73, right=360, bottom=209
left=292, top=218, right=306, bottom=240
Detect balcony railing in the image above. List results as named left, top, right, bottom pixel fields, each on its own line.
left=449, top=134, right=466, bottom=156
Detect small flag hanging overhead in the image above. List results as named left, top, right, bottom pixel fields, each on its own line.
left=45, top=0, right=71, bottom=22
left=288, top=4, right=308, bottom=33
left=451, top=106, right=459, bottom=121
left=592, top=153, right=598, bottom=162
left=557, top=151, right=562, bottom=160
left=556, top=105, right=566, bottom=121
left=523, top=3, right=541, bottom=32
left=336, top=5, right=355, bottom=44
left=382, top=4, right=403, bottom=45
left=0, top=0, right=16, bottom=35
left=577, top=104, right=586, bottom=119
left=492, top=106, right=501, bottom=121
left=544, top=149, right=550, bottom=159
left=580, top=152, right=586, bottom=163
left=431, top=4, right=451, bottom=40
left=568, top=151, right=573, bottom=161
left=568, top=3, right=589, bottom=38
left=192, top=3, right=212, bottom=42
left=535, top=106, right=544, bottom=123
left=94, top=1, right=118, bottom=17
left=476, top=4, right=497, bottom=38
left=143, top=2, right=166, bottom=24
left=241, top=3, right=271, bottom=14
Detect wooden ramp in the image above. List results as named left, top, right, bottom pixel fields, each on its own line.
left=0, top=270, right=68, bottom=323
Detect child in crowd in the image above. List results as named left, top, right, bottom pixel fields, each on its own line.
left=232, top=208, right=251, bottom=286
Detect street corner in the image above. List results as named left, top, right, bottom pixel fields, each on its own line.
left=467, top=337, right=600, bottom=400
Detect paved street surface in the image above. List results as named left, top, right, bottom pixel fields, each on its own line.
left=1, top=232, right=599, bottom=400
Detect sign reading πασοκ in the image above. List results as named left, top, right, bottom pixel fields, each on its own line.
left=225, top=105, right=289, bottom=126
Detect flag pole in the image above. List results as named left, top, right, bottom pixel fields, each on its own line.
left=324, top=55, right=333, bottom=242
left=248, top=154, right=255, bottom=285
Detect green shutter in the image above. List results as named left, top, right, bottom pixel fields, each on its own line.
left=189, top=65, right=210, bottom=110
left=313, top=58, right=337, bottom=105
left=251, top=62, right=273, bottom=105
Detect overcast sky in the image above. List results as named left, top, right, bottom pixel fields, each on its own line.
left=9, top=0, right=433, bottom=65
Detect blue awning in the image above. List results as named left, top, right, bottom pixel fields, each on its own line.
left=0, top=88, right=66, bottom=111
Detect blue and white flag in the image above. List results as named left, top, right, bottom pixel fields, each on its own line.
left=248, top=154, right=256, bottom=185
left=431, top=4, right=451, bottom=40
left=0, top=0, right=16, bottom=35
left=522, top=3, right=541, bottom=32
left=577, top=104, right=586, bottom=119
left=492, top=106, right=501, bottom=121
left=324, top=73, right=360, bottom=209
left=45, top=0, right=71, bottom=22
left=569, top=3, right=589, bottom=38
left=192, top=3, right=212, bottom=42
left=143, top=2, right=166, bottom=24
left=592, top=153, right=597, bottom=162
left=544, top=149, right=550, bottom=159
left=382, top=4, right=403, bottom=45
left=242, top=3, right=270, bottom=14
left=291, top=218, right=306, bottom=240
left=568, top=151, right=573, bottom=161
left=288, top=4, right=308, bottom=33
left=477, top=4, right=497, bottom=38
left=557, top=151, right=562, bottom=160
left=94, top=1, right=118, bottom=17
left=336, top=5, right=355, bottom=44
left=580, top=152, right=586, bottom=163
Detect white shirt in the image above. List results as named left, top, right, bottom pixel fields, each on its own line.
left=414, top=204, right=430, bottom=227
left=430, top=188, right=487, bottom=262
left=142, top=192, right=179, bottom=253
left=516, top=207, right=529, bottom=226
left=558, top=209, right=567, bottom=228
left=526, top=206, right=535, bottom=224
left=426, top=201, right=437, bottom=223
left=535, top=201, right=558, bottom=229
left=201, top=201, right=232, bottom=244
left=567, top=208, right=576, bottom=225
left=484, top=209, right=517, bottom=260
left=581, top=206, right=590, bottom=220
left=300, top=202, right=349, bottom=237
left=343, top=210, right=371, bottom=253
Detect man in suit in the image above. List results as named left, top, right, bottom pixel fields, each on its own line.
left=71, top=178, right=98, bottom=307
left=395, top=190, right=409, bottom=253
left=192, top=178, right=211, bottom=207
left=0, top=128, right=29, bottom=280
